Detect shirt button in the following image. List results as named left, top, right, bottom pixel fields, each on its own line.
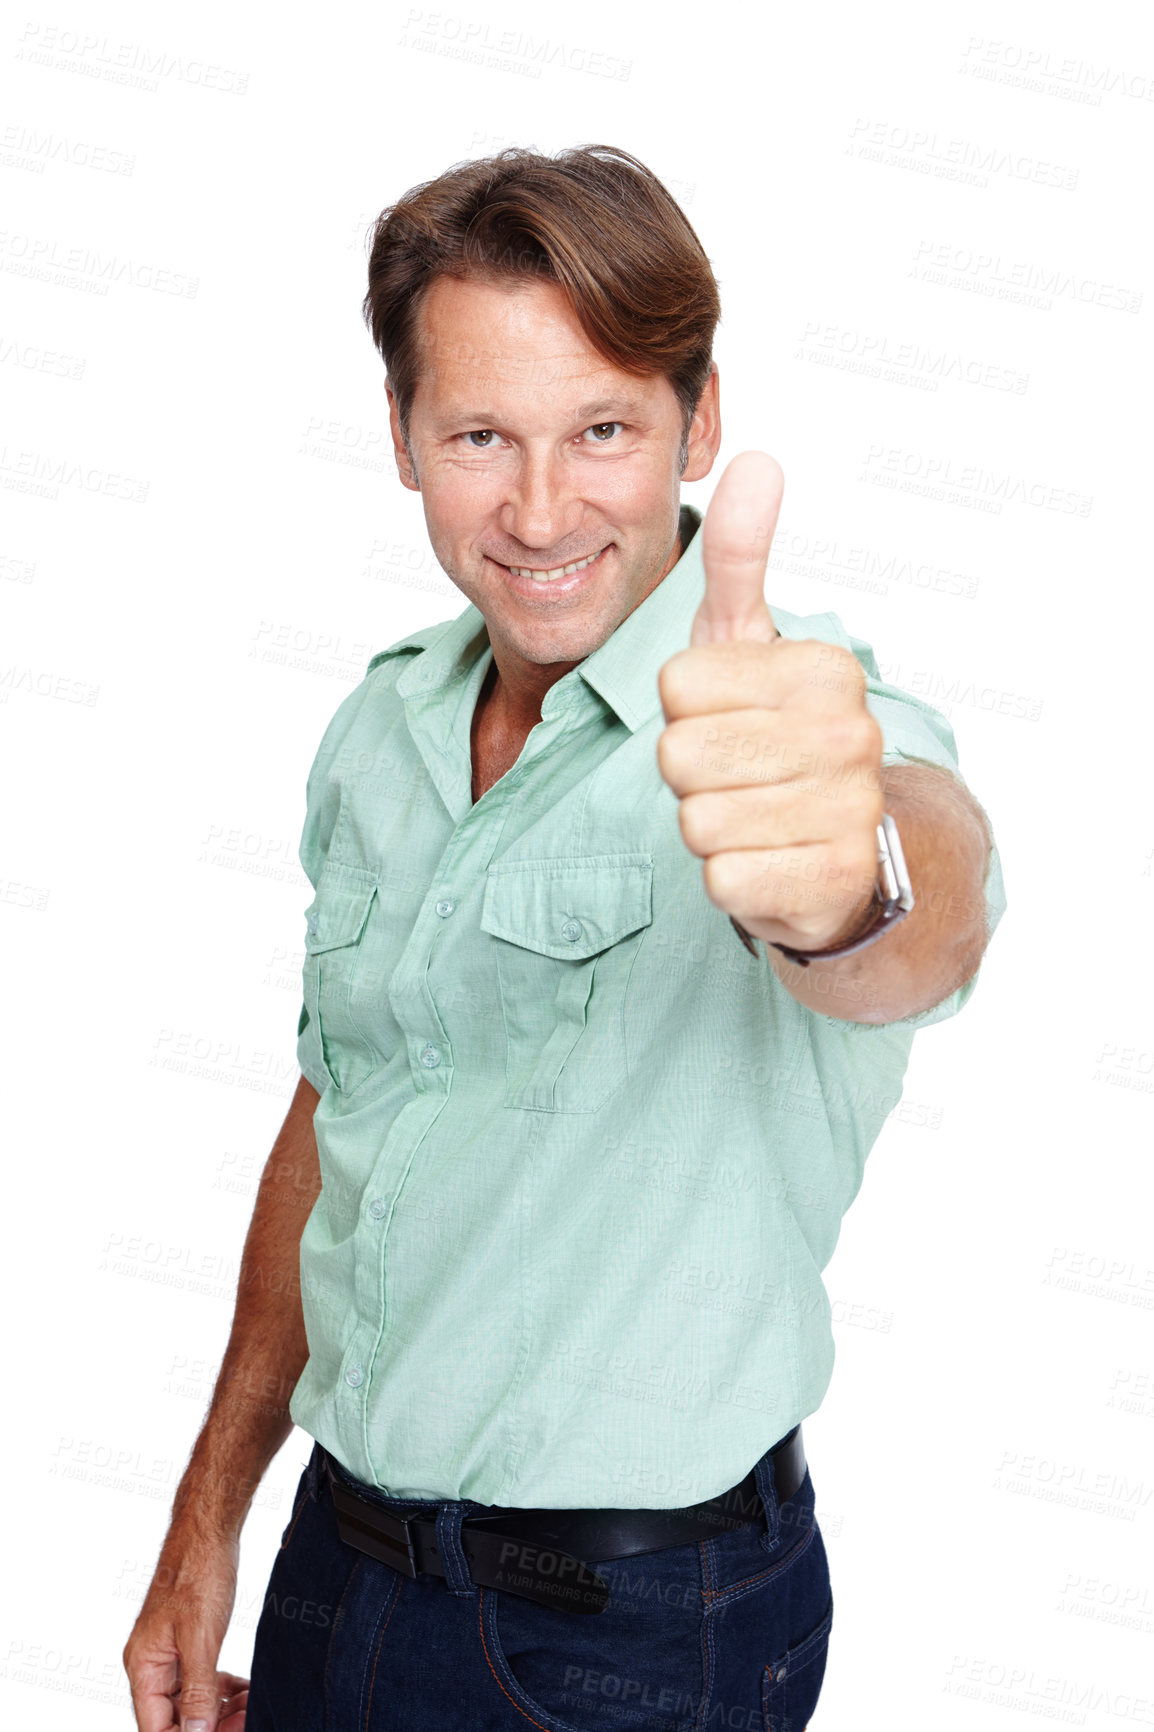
left=368, top=1197, right=387, bottom=1219
left=420, top=1043, right=442, bottom=1068
left=344, top=1365, right=364, bottom=1388
left=435, top=898, right=455, bottom=918
left=561, top=919, right=582, bottom=942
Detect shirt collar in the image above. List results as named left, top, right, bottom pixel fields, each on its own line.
left=575, top=503, right=704, bottom=732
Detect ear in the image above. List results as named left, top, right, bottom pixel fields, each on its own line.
left=386, top=382, right=420, bottom=491
left=681, top=364, right=721, bottom=485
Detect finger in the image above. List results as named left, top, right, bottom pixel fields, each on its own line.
left=658, top=708, right=867, bottom=797
left=217, top=1675, right=251, bottom=1719
left=676, top=783, right=844, bottom=859
left=219, top=1688, right=249, bottom=1731
left=125, top=1657, right=181, bottom=1732
left=692, top=450, right=784, bottom=647
left=176, top=1654, right=229, bottom=1731
left=658, top=637, right=832, bottom=722
left=702, top=844, right=876, bottom=935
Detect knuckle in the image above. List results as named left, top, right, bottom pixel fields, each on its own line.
left=657, top=649, right=691, bottom=711
left=702, top=850, right=739, bottom=907
left=851, top=784, right=884, bottom=826
left=823, top=715, right=856, bottom=756
left=844, top=653, right=868, bottom=696
left=833, top=711, right=880, bottom=760
left=700, top=853, right=725, bottom=906
left=678, top=793, right=713, bottom=856
left=655, top=725, right=680, bottom=786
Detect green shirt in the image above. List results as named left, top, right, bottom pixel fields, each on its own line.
left=289, top=504, right=1006, bottom=1507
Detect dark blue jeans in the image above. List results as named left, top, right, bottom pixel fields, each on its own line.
left=246, top=1438, right=833, bottom=1730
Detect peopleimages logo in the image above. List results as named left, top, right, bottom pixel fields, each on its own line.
left=794, top=321, right=1029, bottom=394
left=397, top=10, right=632, bottom=80
left=15, top=22, right=249, bottom=94
left=860, top=445, right=1093, bottom=517
left=0, top=229, right=198, bottom=298
left=912, top=239, right=1143, bottom=314
left=847, top=117, right=1079, bottom=189
left=0, top=122, right=135, bottom=175
left=959, top=36, right=1154, bottom=104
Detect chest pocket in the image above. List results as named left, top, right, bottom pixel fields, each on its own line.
left=480, top=853, right=653, bottom=1113
left=302, top=863, right=380, bottom=1097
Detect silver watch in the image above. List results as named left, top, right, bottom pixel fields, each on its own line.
left=731, top=813, right=915, bottom=967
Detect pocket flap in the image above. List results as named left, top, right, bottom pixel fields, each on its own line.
left=480, top=853, right=653, bottom=959
left=303, top=867, right=378, bottom=953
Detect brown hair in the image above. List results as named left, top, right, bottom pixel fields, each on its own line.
left=361, top=145, right=721, bottom=460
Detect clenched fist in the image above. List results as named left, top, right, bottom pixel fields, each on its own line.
left=656, top=452, right=884, bottom=954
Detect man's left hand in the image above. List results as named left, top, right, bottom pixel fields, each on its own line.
left=656, top=451, right=885, bottom=953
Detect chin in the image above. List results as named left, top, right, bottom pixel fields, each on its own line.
left=513, top=611, right=611, bottom=661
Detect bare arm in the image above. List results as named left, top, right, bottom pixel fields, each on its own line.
left=123, top=1071, right=322, bottom=1732
left=174, top=1069, right=322, bottom=1537
left=765, top=762, right=993, bottom=1024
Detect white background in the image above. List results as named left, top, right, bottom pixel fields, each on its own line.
left=2, top=0, right=1152, bottom=1725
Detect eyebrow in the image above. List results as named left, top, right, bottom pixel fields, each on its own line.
left=573, top=398, right=650, bottom=421
left=433, top=396, right=651, bottom=431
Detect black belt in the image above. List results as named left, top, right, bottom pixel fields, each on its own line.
left=322, top=1425, right=805, bottom=1616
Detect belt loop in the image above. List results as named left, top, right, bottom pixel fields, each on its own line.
left=435, top=1502, right=477, bottom=1597
left=305, top=1442, right=321, bottom=1501
left=753, top=1437, right=784, bottom=1553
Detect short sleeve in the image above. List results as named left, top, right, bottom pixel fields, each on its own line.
left=847, top=628, right=968, bottom=775
left=295, top=755, right=331, bottom=1090
left=296, top=1001, right=327, bottom=1096
left=292, top=665, right=388, bottom=1096
left=851, top=626, right=1006, bottom=1026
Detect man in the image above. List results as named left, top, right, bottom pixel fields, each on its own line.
left=124, top=145, right=1004, bottom=1731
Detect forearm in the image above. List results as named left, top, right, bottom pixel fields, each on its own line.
left=167, top=1071, right=322, bottom=1543
left=767, top=761, right=993, bottom=1024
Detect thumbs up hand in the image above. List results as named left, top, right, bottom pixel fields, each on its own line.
left=656, top=452, right=884, bottom=954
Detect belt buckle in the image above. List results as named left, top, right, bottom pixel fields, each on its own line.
left=328, top=1470, right=426, bottom=1578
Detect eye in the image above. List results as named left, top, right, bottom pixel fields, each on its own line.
left=463, top=429, right=498, bottom=448
left=581, top=422, right=624, bottom=443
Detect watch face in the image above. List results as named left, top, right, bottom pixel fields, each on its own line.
left=879, top=812, right=915, bottom=912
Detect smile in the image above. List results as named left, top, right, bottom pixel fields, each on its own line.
left=505, top=546, right=608, bottom=583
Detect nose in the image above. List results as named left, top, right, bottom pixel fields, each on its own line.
left=498, top=445, right=582, bottom=559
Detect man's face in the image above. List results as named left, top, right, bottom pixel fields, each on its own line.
left=387, top=275, right=719, bottom=674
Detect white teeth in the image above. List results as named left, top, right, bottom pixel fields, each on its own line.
left=511, top=548, right=604, bottom=582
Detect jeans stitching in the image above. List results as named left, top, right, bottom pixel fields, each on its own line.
left=360, top=1571, right=404, bottom=1731
left=761, top=1593, right=833, bottom=1732
left=279, top=1485, right=313, bottom=1553
left=322, top=1556, right=365, bottom=1732
left=475, top=1585, right=581, bottom=1732
left=435, top=1501, right=477, bottom=1597
left=695, top=1541, right=717, bottom=1732
left=702, top=1520, right=817, bottom=1609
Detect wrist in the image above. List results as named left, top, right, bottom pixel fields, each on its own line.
left=820, top=882, right=881, bottom=950
left=163, top=1493, right=247, bottom=1555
